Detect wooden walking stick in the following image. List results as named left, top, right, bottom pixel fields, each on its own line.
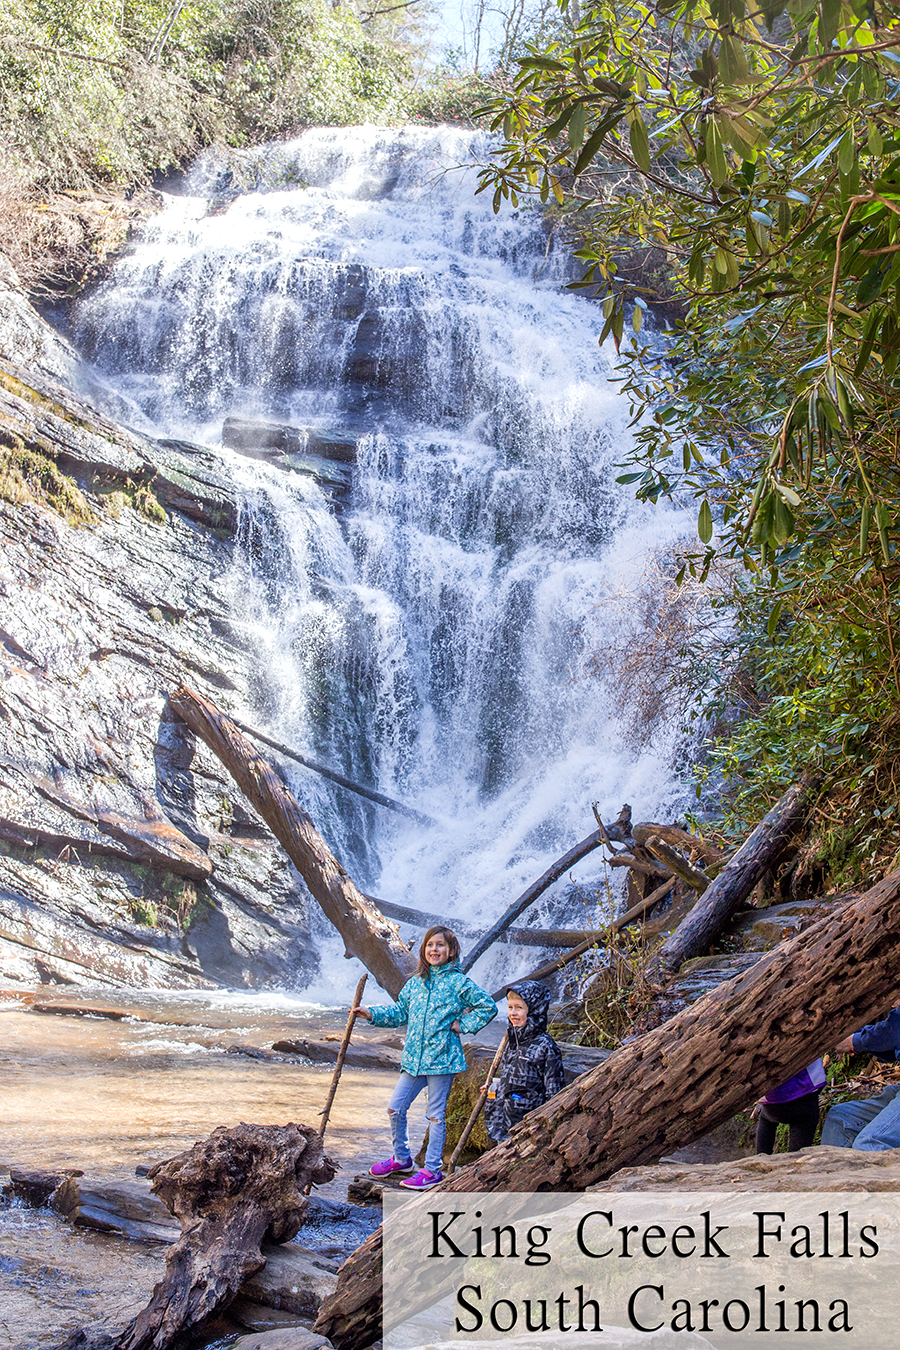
left=304, top=973, right=368, bottom=1195
left=319, top=973, right=369, bottom=1139
left=446, top=1032, right=507, bottom=1174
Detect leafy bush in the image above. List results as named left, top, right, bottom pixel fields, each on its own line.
left=476, top=1, right=900, bottom=873
left=0, top=0, right=415, bottom=197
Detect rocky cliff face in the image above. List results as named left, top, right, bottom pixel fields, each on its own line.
left=0, top=267, right=338, bottom=990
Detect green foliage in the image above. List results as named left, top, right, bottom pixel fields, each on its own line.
left=477, top=1, right=900, bottom=848
left=411, top=66, right=502, bottom=124
left=0, top=0, right=414, bottom=196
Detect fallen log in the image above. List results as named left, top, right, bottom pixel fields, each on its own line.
left=491, top=929, right=605, bottom=998
left=227, top=713, right=438, bottom=827
left=169, top=684, right=416, bottom=998
left=632, top=821, right=728, bottom=870
left=55, top=1123, right=336, bottom=1350
left=653, top=773, right=820, bottom=976
left=372, top=895, right=600, bottom=948
left=461, top=828, right=605, bottom=971
left=641, top=835, right=710, bottom=893
left=606, top=852, right=670, bottom=877
left=611, top=876, right=675, bottom=931
left=315, top=866, right=900, bottom=1350
left=270, top=1037, right=402, bottom=1070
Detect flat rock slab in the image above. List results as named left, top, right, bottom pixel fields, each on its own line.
left=96, top=809, right=212, bottom=881
left=2, top=1167, right=83, bottom=1206
left=52, top=1175, right=180, bottom=1243
left=231, top=1330, right=334, bottom=1350
left=462, top=1038, right=612, bottom=1082
left=271, top=1039, right=402, bottom=1071
left=241, top=1243, right=340, bottom=1315
left=35, top=1171, right=343, bottom=1314
left=346, top=1173, right=416, bottom=1205
left=734, top=898, right=835, bottom=951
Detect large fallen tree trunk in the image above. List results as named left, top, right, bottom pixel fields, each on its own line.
left=652, top=773, right=820, bottom=976
left=57, top=1123, right=335, bottom=1350
left=316, top=866, right=900, bottom=1350
left=169, top=684, right=416, bottom=997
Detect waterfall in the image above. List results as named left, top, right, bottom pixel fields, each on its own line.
left=74, top=125, right=692, bottom=990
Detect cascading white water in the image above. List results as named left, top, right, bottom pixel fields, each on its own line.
left=74, top=125, right=693, bottom=992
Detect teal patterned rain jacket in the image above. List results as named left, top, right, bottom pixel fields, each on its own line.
left=368, top=958, right=497, bottom=1076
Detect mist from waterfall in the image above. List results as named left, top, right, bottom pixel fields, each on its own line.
left=74, top=125, right=694, bottom=994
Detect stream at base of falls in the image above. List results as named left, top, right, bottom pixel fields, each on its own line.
left=0, top=989, right=406, bottom=1349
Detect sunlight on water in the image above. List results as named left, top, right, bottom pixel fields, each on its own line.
left=0, top=993, right=393, bottom=1348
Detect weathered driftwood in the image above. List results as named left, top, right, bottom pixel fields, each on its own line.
left=632, top=821, right=728, bottom=869
left=228, top=713, right=437, bottom=826
left=641, top=835, right=711, bottom=893
left=654, top=774, right=820, bottom=976
left=56, top=1123, right=336, bottom=1350
left=461, top=828, right=605, bottom=970
left=169, top=684, right=416, bottom=998
left=315, top=867, right=900, bottom=1350
left=318, top=974, right=368, bottom=1141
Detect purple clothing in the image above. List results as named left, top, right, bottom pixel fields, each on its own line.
left=764, top=1059, right=826, bottom=1105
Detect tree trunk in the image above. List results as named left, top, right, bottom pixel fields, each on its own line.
left=168, top=684, right=416, bottom=998
left=56, top=1123, right=336, bottom=1350
left=460, top=828, right=605, bottom=970
left=641, top=835, right=710, bottom=892
left=371, top=895, right=601, bottom=948
left=612, top=876, right=674, bottom=931
left=228, top=713, right=437, bottom=826
left=653, top=774, right=819, bottom=976
left=632, top=821, right=728, bottom=869
left=316, top=866, right=900, bottom=1350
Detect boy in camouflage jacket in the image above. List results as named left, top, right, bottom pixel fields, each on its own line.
left=484, top=979, right=564, bottom=1142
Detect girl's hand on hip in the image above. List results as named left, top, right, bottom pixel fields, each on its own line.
left=451, top=1019, right=461, bottom=1034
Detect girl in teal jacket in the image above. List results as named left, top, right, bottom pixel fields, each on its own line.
left=354, top=925, right=496, bottom=1189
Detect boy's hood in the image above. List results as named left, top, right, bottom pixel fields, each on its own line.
left=507, top=978, right=551, bottom=1037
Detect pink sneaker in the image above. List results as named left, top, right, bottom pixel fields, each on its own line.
left=400, top=1168, right=442, bottom=1190
left=369, top=1155, right=414, bottom=1177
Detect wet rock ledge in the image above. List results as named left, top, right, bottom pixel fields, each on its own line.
left=0, top=271, right=355, bottom=990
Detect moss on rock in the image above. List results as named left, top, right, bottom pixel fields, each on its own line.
left=0, top=424, right=95, bottom=525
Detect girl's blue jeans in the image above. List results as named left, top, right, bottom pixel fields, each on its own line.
left=388, top=1071, right=454, bottom=1174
